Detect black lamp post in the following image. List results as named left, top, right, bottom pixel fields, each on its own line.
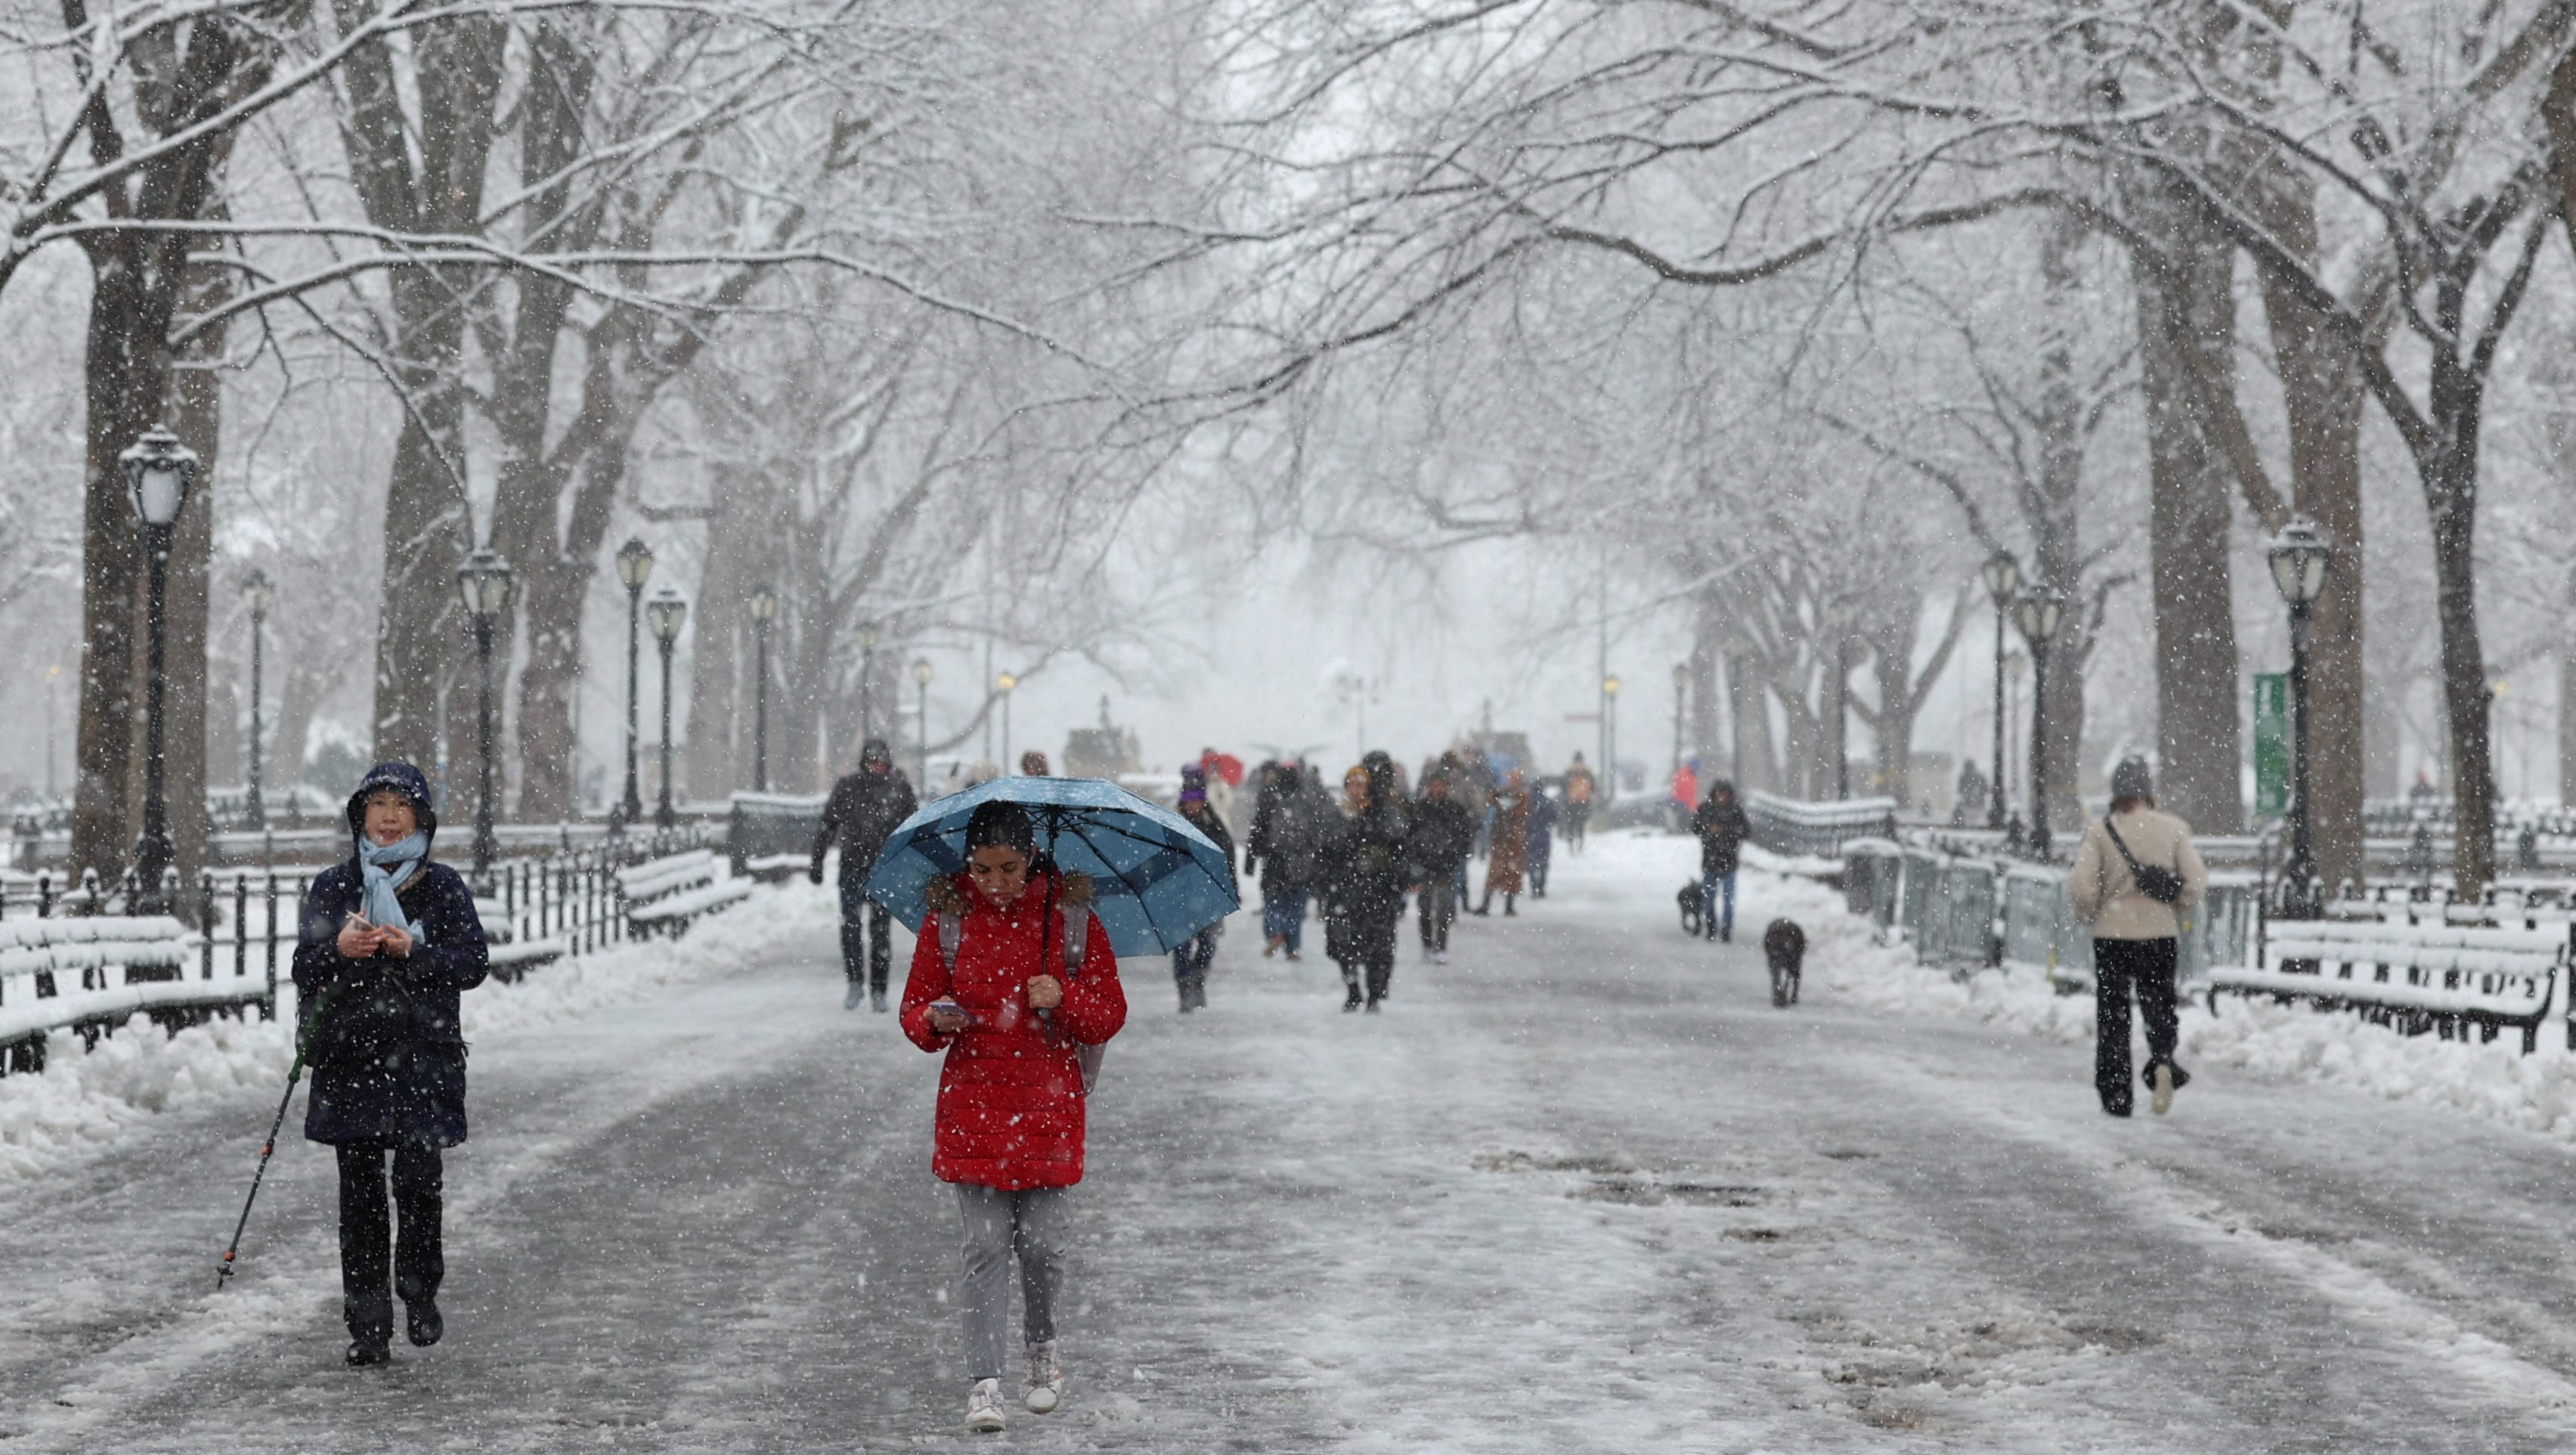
left=1603, top=674, right=1623, bottom=806
left=748, top=584, right=779, bottom=792
left=122, top=426, right=198, bottom=913
left=2268, top=515, right=2332, bottom=916
left=242, top=568, right=274, bottom=830
left=647, top=587, right=687, bottom=834
left=457, top=548, right=516, bottom=884
left=1980, top=550, right=2022, bottom=830
left=912, top=658, right=933, bottom=786
left=2013, top=584, right=2065, bottom=861
left=611, top=537, right=655, bottom=832
left=1670, top=662, right=1688, bottom=782
left=996, top=671, right=1019, bottom=769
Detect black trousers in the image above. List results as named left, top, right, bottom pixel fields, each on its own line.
left=2094, top=936, right=2180, bottom=1113
left=337, top=1138, right=444, bottom=1342
left=1417, top=875, right=1457, bottom=951
left=839, top=880, right=893, bottom=993
left=1339, top=915, right=1398, bottom=1001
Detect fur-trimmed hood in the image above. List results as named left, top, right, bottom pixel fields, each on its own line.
left=924, top=868, right=1094, bottom=917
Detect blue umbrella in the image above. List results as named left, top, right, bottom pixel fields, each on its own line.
left=861, top=776, right=1238, bottom=956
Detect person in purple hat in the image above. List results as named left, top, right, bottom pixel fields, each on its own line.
left=1169, top=765, right=1236, bottom=1011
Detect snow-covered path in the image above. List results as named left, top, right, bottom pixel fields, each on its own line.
left=10, top=844, right=2576, bottom=1450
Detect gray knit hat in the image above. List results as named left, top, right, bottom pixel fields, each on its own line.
left=2110, top=757, right=2153, bottom=799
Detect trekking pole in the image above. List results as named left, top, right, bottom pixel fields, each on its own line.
left=218, top=988, right=326, bottom=1291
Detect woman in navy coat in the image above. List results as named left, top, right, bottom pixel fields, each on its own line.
left=291, top=762, right=488, bottom=1367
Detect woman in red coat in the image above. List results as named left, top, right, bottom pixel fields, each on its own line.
left=901, top=800, right=1125, bottom=1434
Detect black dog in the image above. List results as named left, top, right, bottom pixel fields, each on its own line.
left=1763, top=918, right=1806, bottom=1008
left=1677, top=881, right=1703, bottom=936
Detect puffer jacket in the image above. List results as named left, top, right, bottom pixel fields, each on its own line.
left=2068, top=806, right=2209, bottom=940
left=900, top=868, right=1125, bottom=1190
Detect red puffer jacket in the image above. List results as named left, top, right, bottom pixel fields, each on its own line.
left=900, top=868, right=1125, bottom=1190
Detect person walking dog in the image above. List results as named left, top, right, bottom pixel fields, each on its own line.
left=291, top=762, right=489, bottom=1367
left=813, top=738, right=920, bottom=1011
left=1691, top=781, right=1751, bottom=943
left=901, top=800, right=1126, bottom=1432
left=2069, top=758, right=2208, bottom=1117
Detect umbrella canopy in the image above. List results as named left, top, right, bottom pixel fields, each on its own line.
left=862, top=775, right=1239, bottom=956
left=1201, top=751, right=1246, bottom=788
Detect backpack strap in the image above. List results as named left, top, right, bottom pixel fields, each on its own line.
left=1064, top=906, right=1091, bottom=975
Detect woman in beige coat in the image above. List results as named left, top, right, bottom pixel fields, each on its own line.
left=2068, top=758, right=2209, bottom=1117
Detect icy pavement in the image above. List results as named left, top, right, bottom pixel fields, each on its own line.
left=8, top=843, right=2576, bottom=1449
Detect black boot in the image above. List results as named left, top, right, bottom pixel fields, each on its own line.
left=1342, top=981, right=1364, bottom=1012
left=1503, top=895, right=1516, bottom=917
left=345, top=1338, right=392, bottom=1367
left=1471, top=894, right=1492, bottom=917
left=406, top=1297, right=442, bottom=1348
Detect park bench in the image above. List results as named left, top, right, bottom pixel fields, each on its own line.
left=2207, top=918, right=2571, bottom=1054
left=619, top=850, right=753, bottom=939
left=0, top=914, right=265, bottom=1073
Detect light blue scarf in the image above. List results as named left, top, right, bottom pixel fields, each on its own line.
left=358, top=832, right=429, bottom=936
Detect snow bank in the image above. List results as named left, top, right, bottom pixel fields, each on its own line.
left=0, top=881, right=837, bottom=1182
left=1560, top=828, right=2576, bottom=1145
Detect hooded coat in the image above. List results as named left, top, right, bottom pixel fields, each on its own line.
left=901, top=868, right=1125, bottom=1190
left=292, top=763, right=491, bottom=1147
left=813, top=759, right=920, bottom=883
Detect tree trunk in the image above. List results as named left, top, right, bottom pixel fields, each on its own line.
left=164, top=265, right=228, bottom=903
left=70, top=252, right=165, bottom=884
left=2253, top=181, right=2368, bottom=891
left=685, top=492, right=759, bottom=798
left=2033, top=214, right=2092, bottom=831
left=2135, top=201, right=2246, bottom=833
left=2430, top=474, right=2497, bottom=892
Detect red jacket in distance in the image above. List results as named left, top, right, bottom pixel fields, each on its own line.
left=901, top=869, right=1125, bottom=1190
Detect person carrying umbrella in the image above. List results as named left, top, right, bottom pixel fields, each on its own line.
left=812, top=738, right=920, bottom=1011
left=900, top=800, right=1127, bottom=1432
left=291, top=762, right=488, bottom=1367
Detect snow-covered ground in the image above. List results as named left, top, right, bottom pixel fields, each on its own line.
left=8, top=838, right=2576, bottom=1447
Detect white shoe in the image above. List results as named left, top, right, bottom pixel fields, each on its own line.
left=842, top=983, right=863, bottom=1011
left=1023, top=1340, right=1064, bottom=1413
left=2151, top=1064, right=2175, bottom=1117
left=1435, top=951, right=1448, bottom=966
left=965, top=1378, right=1007, bottom=1432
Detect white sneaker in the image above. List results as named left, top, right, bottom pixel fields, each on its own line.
left=965, top=1378, right=1007, bottom=1432
left=2151, top=1064, right=2175, bottom=1117
left=842, top=983, right=863, bottom=1011
left=1435, top=951, right=1448, bottom=966
left=1023, top=1340, right=1064, bottom=1413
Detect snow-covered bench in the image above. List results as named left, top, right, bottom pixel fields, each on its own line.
left=619, top=850, right=753, bottom=939
left=0, top=915, right=256, bottom=1073
left=2206, top=919, right=2571, bottom=1054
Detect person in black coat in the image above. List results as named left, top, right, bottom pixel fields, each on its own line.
left=1691, top=779, right=1752, bottom=943
left=1407, top=771, right=1474, bottom=963
left=1171, top=766, right=1236, bottom=1012
left=1322, top=755, right=1410, bottom=1013
left=1247, top=763, right=1326, bottom=960
left=811, top=738, right=920, bottom=1011
left=292, top=761, right=489, bottom=1367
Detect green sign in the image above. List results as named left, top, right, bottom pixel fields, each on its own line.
left=2252, top=672, right=2288, bottom=819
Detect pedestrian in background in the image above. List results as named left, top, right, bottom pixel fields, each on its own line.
left=293, top=762, right=489, bottom=1368
left=1020, top=751, right=1051, bottom=776
left=1248, top=763, right=1322, bottom=961
left=1562, top=754, right=1595, bottom=853
left=902, top=800, right=1125, bottom=1432
left=2069, top=758, right=2207, bottom=1118
left=813, top=738, right=921, bottom=1011
left=1474, top=769, right=1531, bottom=917
left=1691, top=780, right=1749, bottom=943
left=1322, top=757, right=1410, bottom=1012
left=1525, top=785, right=1557, bottom=899
left=1169, top=765, right=1234, bottom=1012
left=1408, top=769, right=1473, bottom=962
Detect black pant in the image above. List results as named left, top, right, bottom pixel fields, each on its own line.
left=839, top=880, right=893, bottom=994
left=2094, top=937, right=2180, bottom=1113
left=1418, top=876, right=1457, bottom=951
left=1339, top=915, right=1398, bottom=1001
left=337, top=1138, right=444, bottom=1342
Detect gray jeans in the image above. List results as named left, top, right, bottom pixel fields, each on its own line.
left=956, top=1184, right=1067, bottom=1380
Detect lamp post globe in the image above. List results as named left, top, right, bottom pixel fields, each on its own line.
left=2011, top=584, right=2065, bottom=860
left=912, top=658, right=933, bottom=786
left=119, top=426, right=198, bottom=912
left=457, top=548, right=516, bottom=883
left=1980, top=551, right=2023, bottom=832
left=611, top=538, right=655, bottom=833
left=646, top=587, right=687, bottom=834
left=2268, top=515, right=2332, bottom=915
left=241, top=569, right=276, bottom=831
left=748, top=584, right=779, bottom=792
